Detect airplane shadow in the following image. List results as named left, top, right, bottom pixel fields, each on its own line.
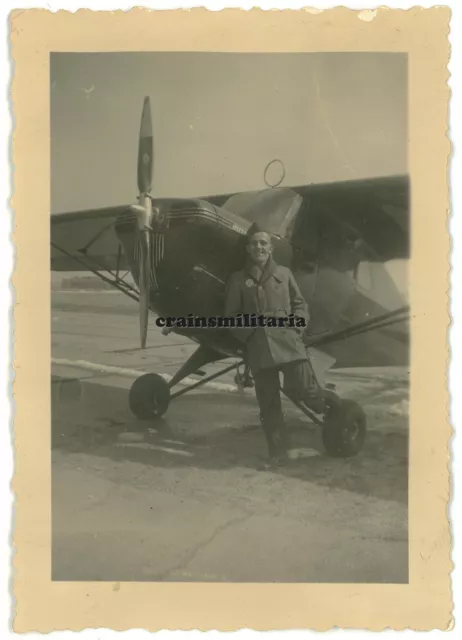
left=52, top=380, right=409, bottom=506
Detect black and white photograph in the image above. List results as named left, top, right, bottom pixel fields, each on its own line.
left=50, top=51, right=410, bottom=584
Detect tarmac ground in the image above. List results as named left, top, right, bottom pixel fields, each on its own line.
left=51, top=290, right=409, bottom=583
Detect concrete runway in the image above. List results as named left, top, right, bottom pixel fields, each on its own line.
left=51, top=289, right=409, bottom=583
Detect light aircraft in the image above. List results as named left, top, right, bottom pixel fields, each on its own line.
left=51, top=96, right=410, bottom=458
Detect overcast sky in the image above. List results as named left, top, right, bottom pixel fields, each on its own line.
left=51, top=52, right=407, bottom=213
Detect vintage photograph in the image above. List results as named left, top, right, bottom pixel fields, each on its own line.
left=50, top=51, right=410, bottom=584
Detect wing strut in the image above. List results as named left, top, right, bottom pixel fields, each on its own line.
left=307, top=306, right=410, bottom=349
left=51, top=241, right=140, bottom=303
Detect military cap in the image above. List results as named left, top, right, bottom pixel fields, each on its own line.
left=246, top=222, right=271, bottom=241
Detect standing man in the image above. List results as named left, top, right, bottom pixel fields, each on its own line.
left=225, top=223, right=322, bottom=465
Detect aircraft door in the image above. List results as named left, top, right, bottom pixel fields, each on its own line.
left=308, top=211, right=363, bottom=334
left=288, top=195, right=364, bottom=335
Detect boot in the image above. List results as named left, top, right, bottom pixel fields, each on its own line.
left=266, top=431, right=281, bottom=460
left=260, top=424, right=287, bottom=467
left=276, top=421, right=291, bottom=456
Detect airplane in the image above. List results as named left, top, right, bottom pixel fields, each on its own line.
left=51, top=96, right=410, bottom=459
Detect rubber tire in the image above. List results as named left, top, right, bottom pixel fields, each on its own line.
left=322, top=399, right=367, bottom=458
left=128, top=373, right=170, bottom=420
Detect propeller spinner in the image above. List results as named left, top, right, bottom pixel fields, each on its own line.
left=133, top=97, right=154, bottom=349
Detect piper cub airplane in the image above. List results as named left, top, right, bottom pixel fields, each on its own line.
left=51, top=97, right=410, bottom=458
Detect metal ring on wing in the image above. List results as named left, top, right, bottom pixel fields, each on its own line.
left=264, top=158, right=286, bottom=188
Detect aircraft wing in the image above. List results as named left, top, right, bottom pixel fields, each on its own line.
left=51, top=174, right=410, bottom=273
left=207, top=174, right=410, bottom=263
left=51, top=205, right=132, bottom=272
left=303, top=174, right=410, bottom=263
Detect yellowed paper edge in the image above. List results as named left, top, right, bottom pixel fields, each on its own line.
left=11, top=6, right=452, bottom=632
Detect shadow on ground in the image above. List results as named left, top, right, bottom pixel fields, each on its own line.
left=52, top=373, right=409, bottom=505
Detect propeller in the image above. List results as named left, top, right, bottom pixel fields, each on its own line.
left=132, top=96, right=154, bottom=349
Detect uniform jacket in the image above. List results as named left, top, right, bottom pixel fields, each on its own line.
left=224, top=257, right=309, bottom=373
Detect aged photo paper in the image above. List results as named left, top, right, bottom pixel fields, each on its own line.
left=11, top=6, right=452, bottom=632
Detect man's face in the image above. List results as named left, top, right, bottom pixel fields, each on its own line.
left=246, top=232, right=273, bottom=266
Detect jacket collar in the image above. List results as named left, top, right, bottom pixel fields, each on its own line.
left=245, top=257, right=281, bottom=284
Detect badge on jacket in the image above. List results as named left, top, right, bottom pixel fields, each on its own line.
left=245, top=279, right=254, bottom=288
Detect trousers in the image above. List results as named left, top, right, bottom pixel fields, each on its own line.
left=252, top=360, right=317, bottom=456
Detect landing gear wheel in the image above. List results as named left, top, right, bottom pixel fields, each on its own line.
left=129, top=373, right=170, bottom=420
left=322, top=399, right=367, bottom=458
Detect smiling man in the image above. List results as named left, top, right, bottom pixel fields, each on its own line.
left=225, top=223, right=321, bottom=466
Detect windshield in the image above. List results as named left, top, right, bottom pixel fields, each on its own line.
left=223, top=188, right=302, bottom=239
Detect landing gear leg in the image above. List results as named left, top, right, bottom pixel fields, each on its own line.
left=283, top=382, right=367, bottom=458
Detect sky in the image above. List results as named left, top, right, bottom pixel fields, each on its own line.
left=50, top=52, right=407, bottom=213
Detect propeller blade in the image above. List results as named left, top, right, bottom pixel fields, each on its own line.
left=135, top=96, right=155, bottom=349
left=138, top=229, right=151, bottom=349
left=137, top=96, right=153, bottom=195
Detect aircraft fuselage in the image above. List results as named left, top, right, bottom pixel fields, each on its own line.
left=114, top=188, right=409, bottom=369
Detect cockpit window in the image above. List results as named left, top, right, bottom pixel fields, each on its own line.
left=355, top=261, right=373, bottom=291
left=223, top=188, right=303, bottom=239
left=355, top=259, right=407, bottom=308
